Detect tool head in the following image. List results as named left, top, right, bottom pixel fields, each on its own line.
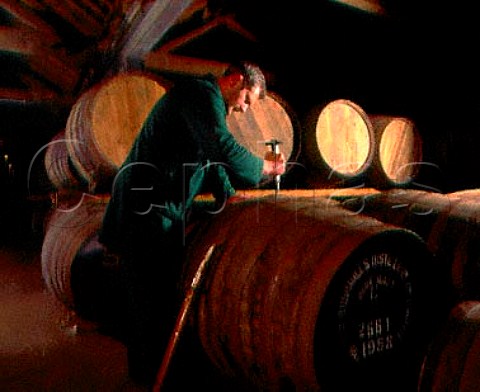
left=264, top=139, right=283, bottom=152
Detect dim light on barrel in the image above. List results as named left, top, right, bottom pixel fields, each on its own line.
left=366, top=115, right=423, bottom=189
left=65, top=72, right=168, bottom=192
left=226, top=91, right=301, bottom=188
left=302, top=99, right=375, bottom=188
left=44, top=130, right=87, bottom=191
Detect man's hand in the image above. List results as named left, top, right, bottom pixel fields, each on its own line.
left=262, top=151, right=286, bottom=176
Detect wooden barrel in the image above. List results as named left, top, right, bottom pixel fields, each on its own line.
left=65, top=72, right=168, bottom=192
left=44, top=130, right=87, bottom=191
left=226, top=91, right=301, bottom=188
left=302, top=99, right=375, bottom=188
left=41, top=195, right=109, bottom=310
left=41, top=194, right=127, bottom=329
left=449, top=188, right=480, bottom=201
left=418, top=301, right=480, bottom=392
left=183, top=195, right=439, bottom=391
left=366, top=115, right=423, bottom=189
left=340, top=189, right=480, bottom=302
left=193, top=187, right=382, bottom=204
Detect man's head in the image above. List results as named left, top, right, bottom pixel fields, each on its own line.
left=220, top=61, right=267, bottom=115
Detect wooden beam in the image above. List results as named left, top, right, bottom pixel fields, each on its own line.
left=174, top=0, right=207, bottom=25
left=0, top=25, right=46, bottom=52
left=118, top=0, right=193, bottom=68
left=0, top=26, right=81, bottom=94
left=154, top=14, right=257, bottom=54
left=0, top=0, right=60, bottom=44
left=0, top=86, right=57, bottom=102
left=145, top=52, right=228, bottom=77
left=330, top=0, right=387, bottom=15
left=145, top=14, right=258, bottom=77
left=41, top=0, right=118, bottom=38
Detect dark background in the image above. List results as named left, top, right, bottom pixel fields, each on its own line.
left=1, top=0, right=479, bottom=242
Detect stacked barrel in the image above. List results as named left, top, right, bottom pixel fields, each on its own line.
left=37, top=85, right=428, bottom=196
left=339, top=189, right=480, bottom=302
left=38, top=85, right=480, bottom=391
left=44, top=71, right=168, bottom=193
left=40, top=71, right=167, bottom=326
left=301, top=99, right=424, bottom=189
left=41, top=194, right=109, bottom=314
left=39, top=76, right=300, bottom=325
left=339, top=188, right=480, bottom=391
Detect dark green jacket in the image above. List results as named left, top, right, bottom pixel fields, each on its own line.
left=99, top=74, right=264, bottom=252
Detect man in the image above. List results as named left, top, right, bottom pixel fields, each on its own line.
left=98, top=61, right=285, bottom=386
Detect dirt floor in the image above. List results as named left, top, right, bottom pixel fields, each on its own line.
left=0, top=236, right=247, bottom=392
left=0, top=244, right=150, bottom=391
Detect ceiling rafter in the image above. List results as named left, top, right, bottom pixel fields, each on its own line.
left=116, top=0, right=194, bottom=69
left=0, top=25, right=81, bottom=94
left=0, top=0, right=60, bottom=44
left=145, top=13, right=258, bottom=76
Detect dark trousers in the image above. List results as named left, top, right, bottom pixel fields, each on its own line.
left=121, top=231, right=185, bottom=386
left=71, top=235, right=128, bottom=339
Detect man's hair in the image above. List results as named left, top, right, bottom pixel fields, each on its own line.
left=224, top=61, right=267, bottom=99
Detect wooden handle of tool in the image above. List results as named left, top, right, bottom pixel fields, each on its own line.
left=152, top=244, right=216, bottom=392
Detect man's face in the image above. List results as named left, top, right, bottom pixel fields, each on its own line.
left=227, top=84, right=261, bottom=115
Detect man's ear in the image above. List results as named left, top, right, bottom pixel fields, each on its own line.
left=230, top=73, right=244, bottom=88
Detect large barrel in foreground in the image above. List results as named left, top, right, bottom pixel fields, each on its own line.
left=184, top=196, right=440, bottom=391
